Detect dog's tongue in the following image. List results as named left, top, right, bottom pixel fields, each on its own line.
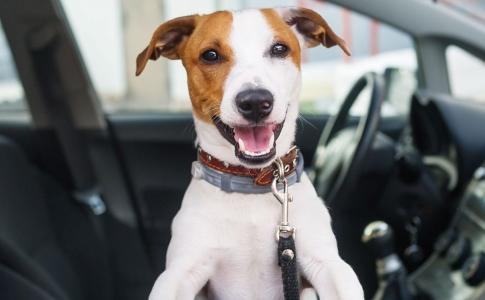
left=234, top=125, right=274, bottom=153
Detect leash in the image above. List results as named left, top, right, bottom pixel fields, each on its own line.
left=272, top=158, right=300, bottom=300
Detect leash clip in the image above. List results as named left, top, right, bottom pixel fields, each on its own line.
left=272, top=158, right=295, bottom=241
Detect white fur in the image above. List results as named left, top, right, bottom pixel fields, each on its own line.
left=149, top=175, right=363, bottom=300
left=149, top=9, right=364, bottom=300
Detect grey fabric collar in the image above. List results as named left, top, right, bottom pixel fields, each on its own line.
left=191, top=154, right=304, bottom=194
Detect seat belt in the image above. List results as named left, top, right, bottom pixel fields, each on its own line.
left=27, top=24, right=107, bottom=233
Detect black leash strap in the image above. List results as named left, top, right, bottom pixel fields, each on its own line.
left=272, top=158, right=300, bottom=300
left=278, top=236, right=300, bottom=300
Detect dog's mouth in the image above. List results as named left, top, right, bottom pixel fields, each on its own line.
left=213, top=116, right=284, bottom=164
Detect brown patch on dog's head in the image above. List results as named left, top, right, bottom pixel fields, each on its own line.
left=260, top=9, right=302, bottom=69
left=181, top=11, right=233, bottom=123
left=136, top=11, right=233, bottom=123
left=278, top=7, right=351, bottom=55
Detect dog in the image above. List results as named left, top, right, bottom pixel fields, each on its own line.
left=136, top=7, right=363, bottom=300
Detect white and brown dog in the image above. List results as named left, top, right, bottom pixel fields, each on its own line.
left=136, top=7, right=363, bottom=300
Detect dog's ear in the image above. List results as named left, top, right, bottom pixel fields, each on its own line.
left=278, top=7, right=351, bottom=56
left=136, top=15, right=198, bottom=76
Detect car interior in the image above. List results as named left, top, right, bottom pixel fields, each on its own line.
left=1, top=0, right=485, bottom=299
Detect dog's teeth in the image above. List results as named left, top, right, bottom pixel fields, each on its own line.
left=268, top=133, right=275, bottom=148
left=243, top=148, right=271, bottom=156
left=238, top=138, right=246, bottom=152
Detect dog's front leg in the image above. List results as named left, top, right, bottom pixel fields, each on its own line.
left=296, top=224, right=364, bottom=300
left=299, top=255, right=363, bottom=300
left=293, top=190, right=364, bottom=300
left=148, top=253, right=215, bottom=300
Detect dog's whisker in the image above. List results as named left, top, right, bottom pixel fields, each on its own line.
left=183, top=122, right=196, bottom=136
left=205, top=105, right=220, bottom=116
left=298, top=114, right=317, bottom=130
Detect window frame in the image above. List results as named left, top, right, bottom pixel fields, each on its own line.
left=4, top=0, right=485, bottom=126
left=331, top=0, right=485, bottom=99
left=0, top=0, right=105, bottom=129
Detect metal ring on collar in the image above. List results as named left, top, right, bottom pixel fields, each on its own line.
left=274, top=158, right=285, bottom=180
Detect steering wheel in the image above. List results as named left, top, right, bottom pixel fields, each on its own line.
left=311, top=72, right=385, bottom=204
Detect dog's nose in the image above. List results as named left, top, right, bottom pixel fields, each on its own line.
left=235, top=89, right=274, bottom=123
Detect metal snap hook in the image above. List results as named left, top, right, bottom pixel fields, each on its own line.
left=271, top=158, right=295, bottom=241
left=271, top=177, right=287, bottom=204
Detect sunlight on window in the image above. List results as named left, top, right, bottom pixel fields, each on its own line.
left=0, top=22, right=27, bottom=118
left=447, top=45, right=485, bottom=103
left=60, top=0, right=416, bottom=116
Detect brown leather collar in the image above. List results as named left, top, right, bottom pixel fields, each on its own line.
left=198, top=146, right=299, bottom=186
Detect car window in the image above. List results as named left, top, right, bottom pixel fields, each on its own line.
left=60, top=0, right=416, bottom=116
left=0, top=22, right=29, bottom=121
left=446, top=45, right=485, bottom=103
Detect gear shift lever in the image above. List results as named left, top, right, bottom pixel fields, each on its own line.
left=363, top=221, right=402, bottom=276
left=362, top=221, right=414, bottom=300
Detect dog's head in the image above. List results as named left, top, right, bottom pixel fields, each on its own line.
left=136, top=7, right=350, bottom=167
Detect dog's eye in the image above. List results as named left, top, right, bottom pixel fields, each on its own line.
left=200, top=49, right=220, bottom=63
left=270, top=43, right=289, bottom=58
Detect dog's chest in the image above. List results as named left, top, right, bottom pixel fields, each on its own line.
left=209, top=210, right=284, bottom=300
left=182, top=180, right=295, bottom=299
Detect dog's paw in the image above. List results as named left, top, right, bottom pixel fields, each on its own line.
left=148, top=272, right=179, bottom=300
left=300, top=287, right=318, bottom=300
left=333, top=266, right=365, bottom=300
left=300, top=258, right=364, bottom=300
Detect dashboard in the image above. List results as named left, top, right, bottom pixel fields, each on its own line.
left=410, top=92, right=485, bottom=186
left=406, top=92, right=485, bottom=299
left=410, top=165, right=485, bottom=299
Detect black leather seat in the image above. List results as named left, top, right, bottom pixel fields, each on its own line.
left=0, top=135, right=113, bottom=300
